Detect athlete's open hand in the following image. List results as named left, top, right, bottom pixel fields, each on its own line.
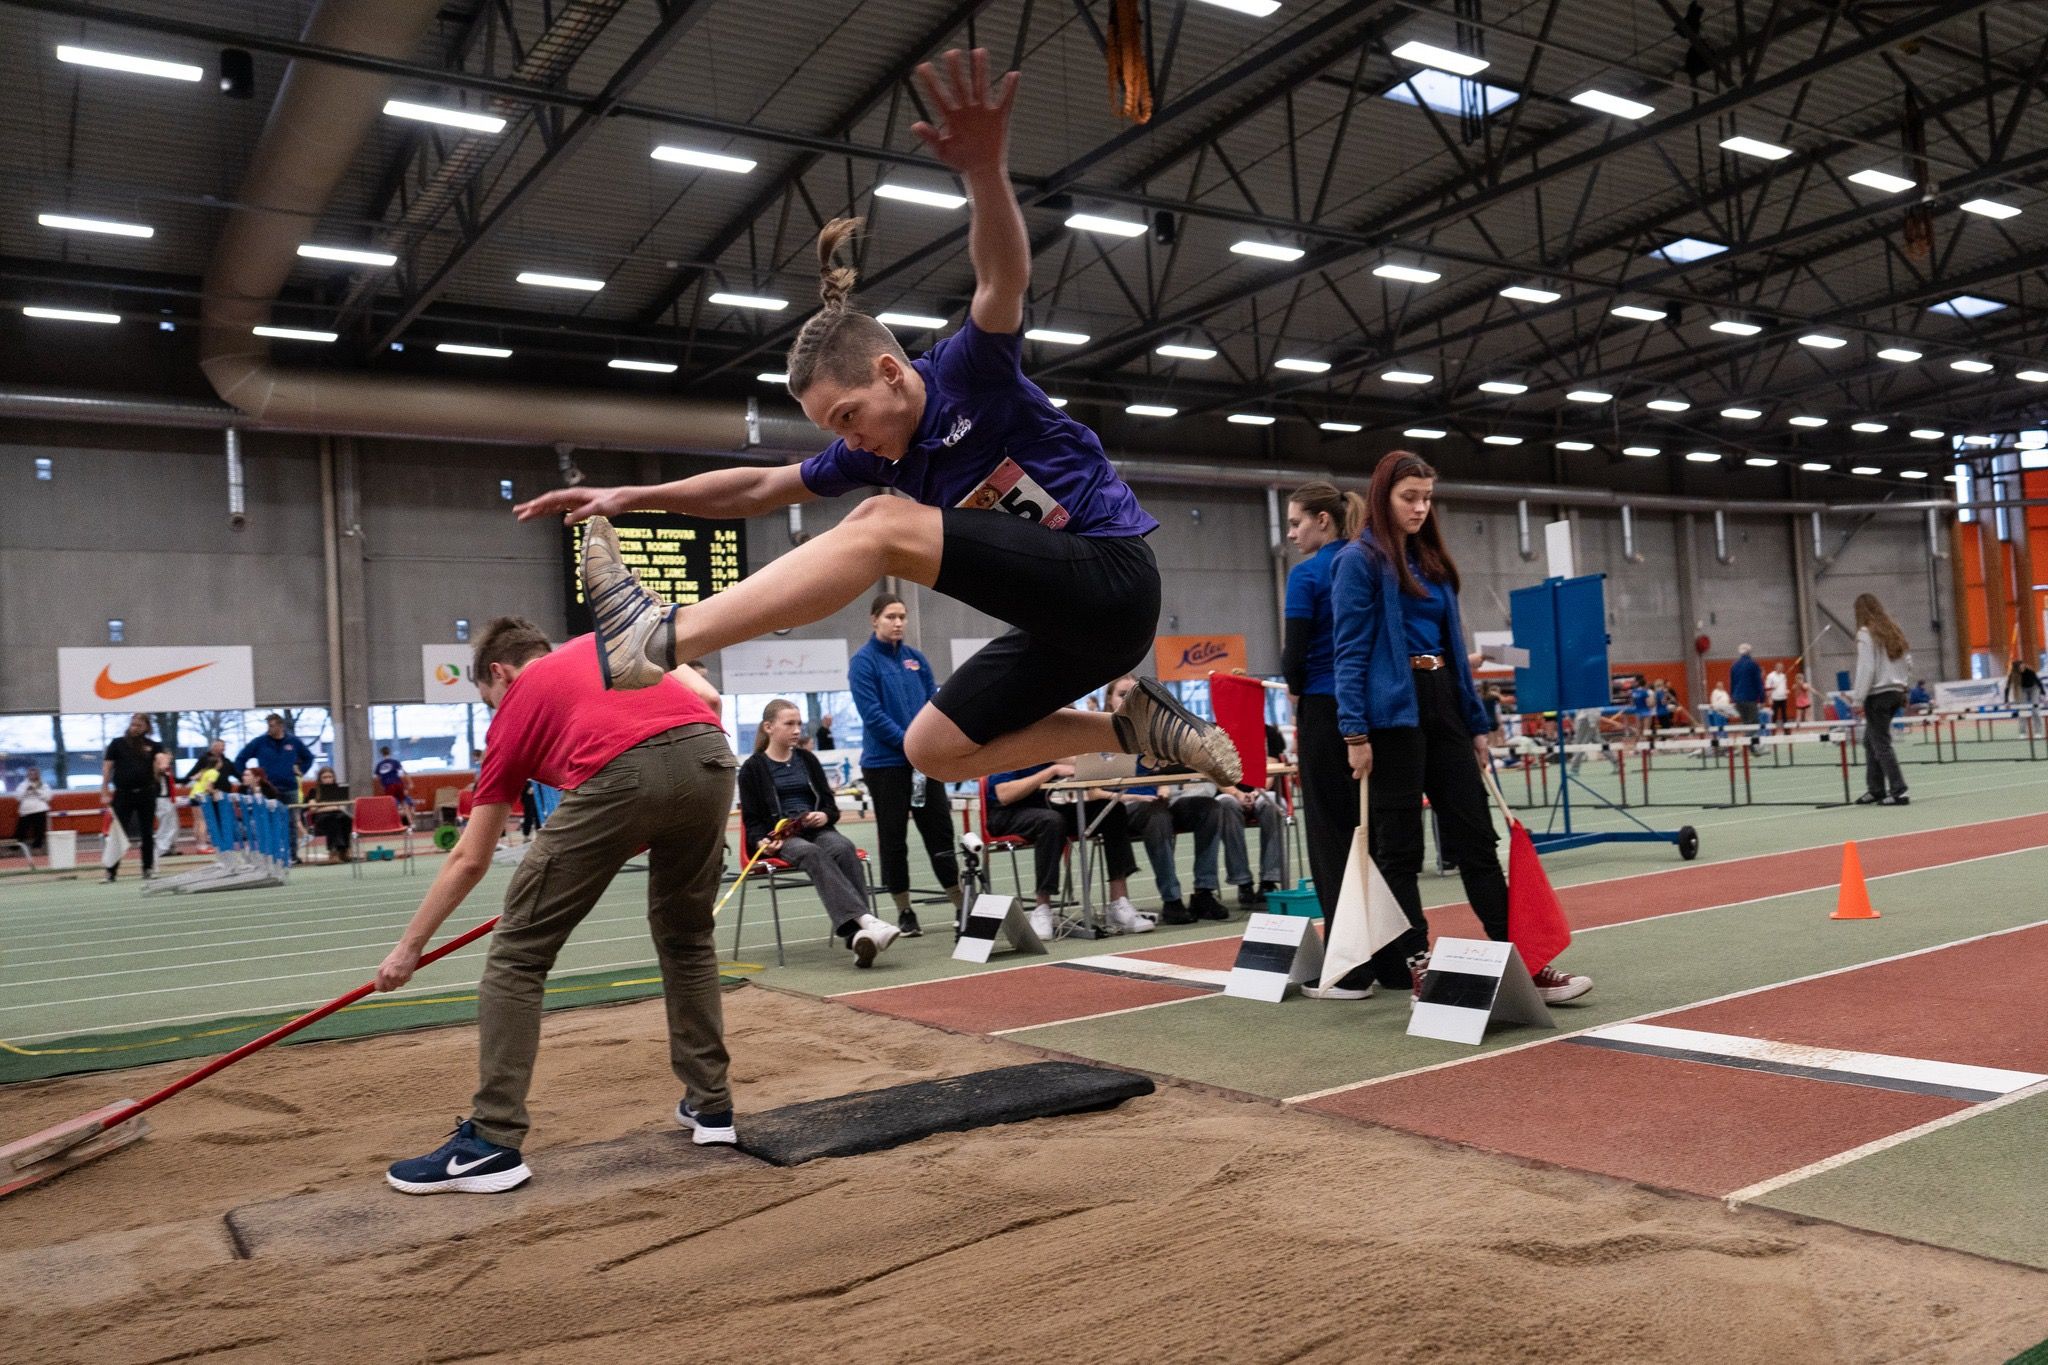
left=911, top=48, right=1019, bottom=179
left=513, top=485, right=628, bottom=525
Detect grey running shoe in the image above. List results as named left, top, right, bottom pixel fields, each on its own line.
left=1112, top=678, right=1243, bottom=786
left=581, top=516, right=675, bottom=690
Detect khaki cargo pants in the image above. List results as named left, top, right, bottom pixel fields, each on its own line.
left=470, top=723, right=736, bottom=1148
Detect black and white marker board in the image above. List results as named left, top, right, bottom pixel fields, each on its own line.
left=1223, top=912, right=1326, bottom=1002
left=1406, top=937, right=1554, bottom=1045
left=951, top=894, right=1049, bottom=964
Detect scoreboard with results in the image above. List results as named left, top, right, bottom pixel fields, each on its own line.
left=562, top=512, right=747, bottom=637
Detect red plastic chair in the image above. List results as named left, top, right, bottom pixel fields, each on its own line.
left=350, top=795, right=415, bottom=876
left=976, top=775, right=1041, bottom=901
left=732, top=839, right=876, bottom=966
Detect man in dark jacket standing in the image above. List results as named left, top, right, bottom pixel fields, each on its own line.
left=100, top=712, right=163, bottom=882
left=1729, top=644, right=1764, bottom=746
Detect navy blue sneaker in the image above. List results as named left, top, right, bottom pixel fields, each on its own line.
left=386, top=1119, right=531, bottom=1195
left=675, top=1099, right=737, bottom=1146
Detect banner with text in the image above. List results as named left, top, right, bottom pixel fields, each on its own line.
left=422, top=645, right=483, bottom=704
left=1154, top=633, right=1247, bottom=683
left=720, top=638, right=852, bottom=694
left=59, top=646, right=256, bottom=713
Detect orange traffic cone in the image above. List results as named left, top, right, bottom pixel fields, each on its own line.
left=1831, top=841, right=1881, bottom=920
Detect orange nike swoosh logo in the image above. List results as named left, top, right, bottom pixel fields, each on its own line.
left=93, top=663, right=213, bottom=700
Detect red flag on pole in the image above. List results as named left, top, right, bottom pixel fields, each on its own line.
left=1480, top=765, right=1572, bottom=974
left=1207, top=672, right=1268, bottom=789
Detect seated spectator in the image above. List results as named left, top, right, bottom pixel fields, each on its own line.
left=1215, top=782, right=1286, bottom=909
left=1116, top=759, right=1223, bottom=925
left=16, top=768, right=50, bottom=852
left=241, top=764, right=282, bottom=801
left=305, top=765, right=355, bottom=861
left=1908, top=679, right=1933, bottom=712
left=986, top=760, right=1149, bottom=940
left=737, top=699, right=900, bottom=968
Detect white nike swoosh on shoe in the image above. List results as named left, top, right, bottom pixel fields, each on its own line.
left=446, top=1152, right=505, bottom=1175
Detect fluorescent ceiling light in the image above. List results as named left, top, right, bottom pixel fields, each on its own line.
left=1928, top=294, right=2005, bottom=318
left=1721, top=407, right=1762, bottom=420
left=1797, top=333, right=1847, bottom=349
left=1192, top=0, right=1282, bottom=15
left=1066, top=212, right=1146, bottom=238
left=1555, top=440, right=1595, bottom=451
left=436, top=342, right=512, bottom=357
left=1477, top=380, right=1527, bottom=395
left=876, top=311, right=948, bottom=330
left=1611, top=304, right=1668, bottom=322
left=651, top=145, right=757, bottom=175
left=2018, top=370, right=2048, bottom=383
left=1025, top=327, right=1088, bottom=345
left=757, top=371, right=790, bottom=384
left=38, top=212, right=153, bottom=239
left=1571, top=89, right=1654, bottom=120
left=609, top=358, right=678, bottom=373
left=251, top=325, right=336, bottom=343
left=708, top=292, right=788, bottom=311
left=1390, top=40, right=1489, bottom=76
left=1745, top=457, right=1779, bottom=468
left=383, top=99, right=507, bottom=134
left=1959, top=198, right=2021, bottom=220
left=1900, top=469, right=1930, bottom=479
left=1126, top=403, right=1178, bottom=418
left=1373, top=263, right=1441, bottom=284
left=1800, top=462, right=1830, bottom=472
left=1622, top=445, right=1660, bottom=457
left=1950, top=358, right=1994, bottom=373
left=1500, top=284, right=1561, bottom=303
left=1876, top=347, right=1922, bottom=362
left=517, top=270, right=604, bottom=292
left=1566, top=389, right=1612, bottom=404
left=1710, top=319, right=1762, bottom=336
left=1851, top=421, right=1889, bottom=433
left=1381, top=369, right=1433, bottom=384
left=1649, top=237, right=1727, bottom=263
left=1276, top=357, right=1331, bottom=373
left=1156, top=343, right=1218, bottom=361
left=1685, top=451, right=1723, bottom=463
left=1228, top=413, right=1277, bottom=426
left=22, top=306, right=119, bottom=324
left=1382, top=70, right=1518, bottom=116
left=872, top=182, right=965, bottom=209
left=1231, top=240, right=1305, bottom=262
left=1720, top=135, right=1792, bottom=160
left=1403, top=428, right=1447, bottom=440
left=1962, top=435, right=1996, bottom=446
left=1789, top=415, right=1828, bottom=427
left=1482, top=435, right=1523, bottom=446
left=55, top=44, right=202, bottom=82
left=1645, top=398, right=1691, bottom=412
left=1910, top=428, right=1944, bottom=439
left=1848, top=169, right=1914, bottom=194
left=1851, top=465, right=1882, bottom=475
left=298, top=243, right=398, bottom=268
left=1049, top=397, right=1069, bottom=408
left=1320, top=421, right=1363, bottom=433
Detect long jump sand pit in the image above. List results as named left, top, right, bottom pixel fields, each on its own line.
left=2, top=986, right=2041, bottom=1364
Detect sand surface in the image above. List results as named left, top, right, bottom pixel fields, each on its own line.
left=1, top=986, right=2042, bottom=1365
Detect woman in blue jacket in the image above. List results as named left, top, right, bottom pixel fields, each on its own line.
left=849, top=592, right=962, bottom=936
left=1332, top=451, right=1591, bottom=1004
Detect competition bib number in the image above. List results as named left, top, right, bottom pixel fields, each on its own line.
left=957, top=458, right=1072, bottom=530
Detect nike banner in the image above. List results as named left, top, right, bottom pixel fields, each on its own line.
left=59, top=647, right=256, bottom=713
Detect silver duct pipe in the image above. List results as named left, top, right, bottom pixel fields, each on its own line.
left=196, top=0, right=746, bottom=449
left=1928, top=507, right=1949, bottom=560
left=1619, top=505, right=1646, bottom=564
left=1713, top=509, right=1733, bottom=566
left=225, top=427, right=247, bottom=531
left=1812, top=512, right=1827, bottom=562
left=1516, top=500, right=1537, bottom=561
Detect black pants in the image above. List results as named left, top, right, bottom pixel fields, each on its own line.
left=521, top=785, right=541, bottom=837
left=863, top=764, right=959, bottom=896
left=111, top=787, right=156, bottom=875
left=1295, top=693, right=1355, bottom=929
left=1864, top=689, right=1908, bottom=798
left=309, top=809, right=353, bottom=854
left=987, top=799, right=1139, bottom=899
left=17, top=811, right=47, bottom=851
left=1366, top=668, right=1508, bottom=986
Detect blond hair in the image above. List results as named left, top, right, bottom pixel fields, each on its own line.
left=784, top=218, right=910, bottom=398
left=1288, top=480, right=1367, bottom=540
left=1853, top=593, right=1909, bottom=660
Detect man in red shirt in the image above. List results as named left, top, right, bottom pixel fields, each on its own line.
left=376, top=617, right=737, bottom=1195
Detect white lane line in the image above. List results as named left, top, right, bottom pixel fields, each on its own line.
left=992, top=995, right=1208, bottom=1035
left=1060, top=953, right=1235, bottom=988
left=1579, top=1022, right=2047, bottom=1097
left=1282, top=913, right=2048, bottom=1105
left=1723, top=1078, right=2048, bottom=1208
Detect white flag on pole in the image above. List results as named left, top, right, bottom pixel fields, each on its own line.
left=1320, top=779, right=1413, bottom=989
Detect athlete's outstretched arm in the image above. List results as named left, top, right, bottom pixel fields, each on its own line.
left=913, top=49, right=1025, bottom=334
left=514, top=463, right=817, bottom=525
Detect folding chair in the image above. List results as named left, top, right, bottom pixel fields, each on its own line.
left=975, top=775, right=1037, bottom=899
left=351, top=795, right=415, bottom=876
left=730, top=840, right=877, bottom=966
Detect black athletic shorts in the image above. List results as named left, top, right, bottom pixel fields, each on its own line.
left=930, top=508, right=1160, bottom=745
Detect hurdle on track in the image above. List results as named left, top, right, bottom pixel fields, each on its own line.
left=145, top=794, right=292, bottom=894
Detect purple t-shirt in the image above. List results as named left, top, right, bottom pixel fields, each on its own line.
left=798, top=320, right=1159, bottom=538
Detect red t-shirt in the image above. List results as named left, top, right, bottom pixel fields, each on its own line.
left=472, top=635, right=719, bottom=805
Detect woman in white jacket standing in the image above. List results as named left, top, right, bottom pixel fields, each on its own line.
left=1850, top=593, right=1913, bottom=806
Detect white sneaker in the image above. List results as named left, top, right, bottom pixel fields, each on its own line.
left=1107, top=897, right=1155, bottom=934
left=1301, top=982, right=1375, bottom=1000
left=850, top=913, right=901, bottom=968
left=1027, top=904, right=1058, bottom=941
left=581, top=516, right=677, bottom=690
left=1529, top=963, right=1593, bottom=1003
